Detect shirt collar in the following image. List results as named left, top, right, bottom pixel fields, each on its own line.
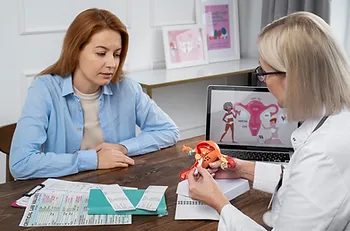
left=291, top=116, right=324, bottom=150
left=61, top=75, right=74, bottom=96
left=61, top=75, right=113, bottom=97
left=102, top=84, right=113, bottom=95
left=290, top=105, right=328, bottom=150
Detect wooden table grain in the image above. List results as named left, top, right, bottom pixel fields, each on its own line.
left=0, top=136, right=272, bottom=231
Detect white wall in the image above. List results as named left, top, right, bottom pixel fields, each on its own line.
left=0, top=0, right=21, bottom=184
left=330, top=0, right=349, bottom=50
left=238, top=0, right=262, bottom=58
left=0, top=0, right=262, bottom=183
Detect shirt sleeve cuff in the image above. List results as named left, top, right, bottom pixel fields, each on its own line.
left=219, top=203, right=265, bottom=231
left=77, top=149, right=98, bottom=171
left=253, top=162, right=281, bottom=194
left=219, top=204, right=248, bottom=230
left=220, top=203, right=238, bottom=216
left=119, top=138, right=141, bottom=156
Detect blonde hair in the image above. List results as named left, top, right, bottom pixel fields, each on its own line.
left=258, top=11, right=350, bottom=121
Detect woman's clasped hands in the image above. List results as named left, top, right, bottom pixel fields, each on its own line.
left=94, top=143, right=135, bottom=169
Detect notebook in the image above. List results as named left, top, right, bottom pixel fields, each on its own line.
left=206, top=85, right=299, bottom=163
left=175, top=194, right=220, bottom=220
left=175, top=179, right=249, bottom=220
left=87, top=189, right=168, bottom=216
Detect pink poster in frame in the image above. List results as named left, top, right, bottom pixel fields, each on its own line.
left=197, top=0, right=240, bottom=63
left=162, top=25, right=209, bottom=69
left=205, top=4, right=231, bottom=50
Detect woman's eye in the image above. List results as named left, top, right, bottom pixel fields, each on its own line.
left=96, top=53, right=105, bottom=57
left=114, top=53, right=121, bottom=58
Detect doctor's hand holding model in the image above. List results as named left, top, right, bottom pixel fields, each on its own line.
left=188, top=11, right=350, bottom=231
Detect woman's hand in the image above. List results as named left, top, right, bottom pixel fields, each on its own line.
left=208, top=158, right=256, bottom=182
left=94, top=142, right=128, bottom=155
left=187, top=165, right=230, bottom=214
left=97, top=149, right=134, bottom=169
left=95, top=142, right=134, bottom=169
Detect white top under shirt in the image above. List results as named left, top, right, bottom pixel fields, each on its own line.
left=218, top=108, right=350, bottom=231
left=74, top=87, right=104, bottom=150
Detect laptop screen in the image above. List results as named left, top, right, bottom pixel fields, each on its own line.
left=206, top=86, right=298, bottom=150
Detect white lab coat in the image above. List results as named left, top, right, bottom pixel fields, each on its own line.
left=218, top=108, right=350, bottom=231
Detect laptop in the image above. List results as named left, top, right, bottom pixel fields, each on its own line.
left=205, top=85, right=299, bottom=163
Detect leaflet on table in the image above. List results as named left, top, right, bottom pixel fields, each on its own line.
left=136, top=186, right=168, bottom=211
left=99, top=185, right=168, bottom=212
left=19, top=190, right=131, bottom=227
left=14, top=178, right=137, bottom=208
left=100, top=184, right=136, bottom=211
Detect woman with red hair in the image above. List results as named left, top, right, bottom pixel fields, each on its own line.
left=10, top=8, right=179, bottom=180
left=262, top=118, right=282, bottom=145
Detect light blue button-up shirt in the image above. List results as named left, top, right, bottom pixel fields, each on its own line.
left=10, top=74, right=179, bottom=180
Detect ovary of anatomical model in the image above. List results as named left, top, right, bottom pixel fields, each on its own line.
left=233, top=99, right=278, bottom=136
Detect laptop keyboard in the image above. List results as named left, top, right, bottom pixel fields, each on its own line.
left=221, top=149, right=290, bottom=163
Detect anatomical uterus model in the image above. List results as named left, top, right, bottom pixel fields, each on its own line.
left=233, top=100, right=278, bottom=136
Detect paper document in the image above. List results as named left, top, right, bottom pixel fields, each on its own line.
left=15, top=178, right=137, bottom=207
left=19, top=191, right=131, bottom=227
left=100, top=184, right=135, bottom=211
left=136, top=186, right=168, bottom=211
left=176, top=178, right=249, bottom=200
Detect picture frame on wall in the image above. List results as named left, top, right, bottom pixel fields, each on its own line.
left=196, top=0, right=240, bottom=63
left=162, top=25, right=209, bottom=69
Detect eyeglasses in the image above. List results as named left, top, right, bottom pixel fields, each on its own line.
left=253, top=66, right=285, bottom=82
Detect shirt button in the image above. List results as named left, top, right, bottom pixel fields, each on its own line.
left=73, top=150, right=77, bottom=153
left=78, top=108, right=82, bottom=111
left=77, top=127, right=82, bottom=131
left=292, top=137, right=296, bottom=142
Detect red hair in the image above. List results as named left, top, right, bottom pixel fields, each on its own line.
left=39, top=8, right=129, bottom=83
left=270, top=118, right=277, bottom=123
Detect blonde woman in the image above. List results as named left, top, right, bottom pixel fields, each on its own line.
left=187, top=12, right=350, bottom=230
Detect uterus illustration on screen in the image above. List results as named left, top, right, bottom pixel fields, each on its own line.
left=233, top=98, right=279, bottom=137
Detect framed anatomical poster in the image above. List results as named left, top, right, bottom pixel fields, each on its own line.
left=162, top=24, right=209, bottom=69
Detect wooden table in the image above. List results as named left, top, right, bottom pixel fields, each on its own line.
left=129, top=58, right=258, bottom=98
left=0, top=136, right=271, bottom=230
